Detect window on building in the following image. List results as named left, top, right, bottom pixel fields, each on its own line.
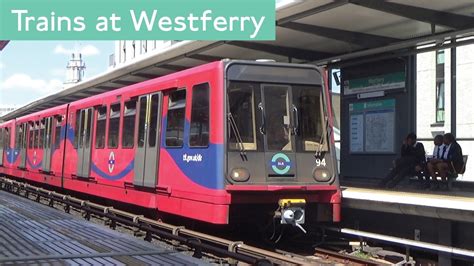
left=166, top=90, right=186, bottom=147
left=142, top=40, right=147, bottom=54
left=435, top=50, right=445, bottom=123
left=121, top=40, right=126, bottom=63
left=132, top=41, right=136, bottom=59
left=437, top=50, right=445, bottom=65
left=189, top=83, right=209, bottom=147
left=108, top=103, right=121, bottom=148
left=95, top=106, right=107, bottom=149
left=436, top=82, right=445, bottom=123
left=122, top=101, right=136, bottom=148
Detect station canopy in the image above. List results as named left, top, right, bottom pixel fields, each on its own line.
left=2, top=0, right=474, bottom=120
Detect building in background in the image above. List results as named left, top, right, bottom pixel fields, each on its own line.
left=110, top=40, right=182, bottom=68
left=63, top=53, right=86, bottom=88
left=416, top=42, right=474, bottom=181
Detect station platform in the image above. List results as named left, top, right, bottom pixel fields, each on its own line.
left=0, top=190, right=206, bottom=265
left=342, top=186, right=474, bottom=222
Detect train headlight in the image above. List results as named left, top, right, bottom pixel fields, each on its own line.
left=313, top=168, right=331, bottom=182
left=229, top=168, right=250, bottom=182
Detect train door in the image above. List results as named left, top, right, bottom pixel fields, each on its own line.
left=77, top=108, right=94, bottom=178
left=19, top=123, right=28, bottom=168
left=42, top=117, right=53, bottom=172
left=0, top=128, right=3, bottom=166
left=134, top=93, right=162, bottom=187
left=261, top=84, right=297, bottom=177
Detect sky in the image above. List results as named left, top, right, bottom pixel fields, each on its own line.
left=0, top=0, right=294, bottom=107
left=0, top=41, right=114, bottom=106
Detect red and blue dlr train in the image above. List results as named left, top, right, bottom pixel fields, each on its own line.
left=0, top=60, right=340, bottom=229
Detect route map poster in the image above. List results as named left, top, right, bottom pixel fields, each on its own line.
left=349, top=99, right=396, bottom=154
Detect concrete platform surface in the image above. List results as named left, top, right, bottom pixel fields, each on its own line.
left=0, top=190, right=207, bottom=265
left=342, top=186, right=474, bottom=222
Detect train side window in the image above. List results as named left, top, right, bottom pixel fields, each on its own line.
left=85, top=110, right=93, bottom=149
left=95, top=106, right=107, bottom=149
left=108, top=103, right=121, bottom=148
left=137, top=97, right=147, bottom=148
left=189, top=83, right=209, bottom=147
left=4, top=128, right=9, bottom=149
left=122, top=100, right=136, bottom=148
left=166, top=89, right=186, bottom=147
left=15, top=125, right=20, bottom=149
left=34, top=122, right=39, bottom=149
left=74, top=110, right=80, bottom=149
left=54, top=116, right=62, bottom=149
left=39, top=119, right=45, bottom=149
left=148, top=94, right=159, bottom=147
left=28, top=123, right=34, bottom=149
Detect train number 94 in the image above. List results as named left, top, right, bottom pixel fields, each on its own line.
left=315, top=158, right=326, bottom=167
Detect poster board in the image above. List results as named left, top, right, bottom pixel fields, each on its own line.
left=349, top=99, right=396, bottom=154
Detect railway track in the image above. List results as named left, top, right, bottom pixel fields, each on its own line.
left=0, top=176, right=376, bottom=265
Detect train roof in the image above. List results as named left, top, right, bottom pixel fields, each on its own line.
left=2, top=1, right=472, bottom=121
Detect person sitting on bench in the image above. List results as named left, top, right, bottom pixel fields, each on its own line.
left=419, top=135, right=444, bottom=188
left=432, top=135, right=445, bottom=160
left=379, top=133, right=426, bottom=188
left=426, top=133, right=463, bottom=189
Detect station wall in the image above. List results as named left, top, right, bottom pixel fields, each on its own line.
left=332, top=43, right=473, bottom=182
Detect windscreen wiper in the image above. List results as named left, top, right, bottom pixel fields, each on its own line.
left=227, top=112, right=248, bottom=161
left=315, top=115, right=330, bottom=159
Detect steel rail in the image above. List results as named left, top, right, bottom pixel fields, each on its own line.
left=314, top=247, right=382, bottom=266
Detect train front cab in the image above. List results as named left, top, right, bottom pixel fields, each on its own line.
left=224, top=61, right=341, bottom=226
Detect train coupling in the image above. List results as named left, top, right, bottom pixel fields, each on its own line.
left=276, top=199, right=307, bottom=234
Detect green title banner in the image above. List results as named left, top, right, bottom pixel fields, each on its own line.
left=0, top=0, right=275, bottom=40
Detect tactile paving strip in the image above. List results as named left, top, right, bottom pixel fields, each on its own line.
left=0, top=190, right=207, bottom=265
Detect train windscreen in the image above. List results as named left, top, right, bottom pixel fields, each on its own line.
left=227, top=81, right=326, bottom=153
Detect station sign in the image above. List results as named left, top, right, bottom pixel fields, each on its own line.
left=344, top=71, right=405, bottom=95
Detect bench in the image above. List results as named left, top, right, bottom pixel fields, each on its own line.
left=409, top=155, right=468, bottom=190
left=445, top=155, right=468, bottom=189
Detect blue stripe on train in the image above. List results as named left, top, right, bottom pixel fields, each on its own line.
left=91, top=160, right=135, bottom=181
left=4, top=148, right=20, bottom=164
left=161, top=118, right=224, bottom=190
left=27, top=156, right=42, bottom=169
left=11, top=121, right=224, bottom=189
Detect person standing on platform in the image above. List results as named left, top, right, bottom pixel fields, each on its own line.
left=379, top=133, right=426, bottom=188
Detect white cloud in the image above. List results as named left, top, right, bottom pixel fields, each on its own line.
left=0, top=61, right=4, bottom=69
left=1, top=73, right=63, bottom=94
left=50, top=68, right=66, bottom=77
left=54, top=44, right=100, bottom=56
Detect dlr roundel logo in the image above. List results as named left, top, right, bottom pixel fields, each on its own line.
left=108, top=152, right=115, bottom=173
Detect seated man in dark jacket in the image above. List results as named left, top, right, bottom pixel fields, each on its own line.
left=427, top=133, right=463, bottom=188
left=379, top=133, right=426, bottom=188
